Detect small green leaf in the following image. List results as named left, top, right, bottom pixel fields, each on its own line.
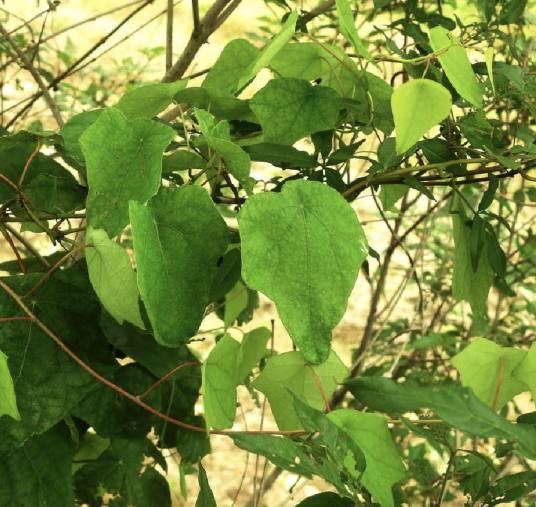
left=196, top=463, right=217, bottom=507
left=403, top=175, right=436, bottom=201
left=130, top=187, right=230, bottom=347
left=202, top=334, right=240, bottom=430
left=392, top=79, right=452, bottom=154
left=470, top=215, right=485, bottom=272
left=251, top=350, right=348, bottom=430
left=80, top=108, right=176, bottom=237
left=202, top=39, right=259, bottom=93
left=223, top=281, right=249, bottom=329
left=162, top=150, right=206, bottom=173
left=250, top=78, right=342, bottom=146
left=0, top=350, right=20, bottom=420
left=512, top=342, right=536, bottom=401
left=86, top=228, right=144, bottom=329
left=478, top=173, right=499, bottom=211
left=328, top=410, right=407, bottom=507
left=430, top=27, right=482, bottom=108
left=451, top=338, right=528, bottom=410
left=379, top=185, right=408, bottom=212
left=485, top=47, right=495, bottom=96
left=23, top=174, right=85, bottom=214
left=294, top=493, right=354, bottom=507
left=238, top=180, right=368, bottom=363
left=115, top=80, right=188, bottom=120
left=335, top=0, right=376, bottom=66
left=235, top=10, right=298, bottom=92
left=236, top=327, right=271, bottom=382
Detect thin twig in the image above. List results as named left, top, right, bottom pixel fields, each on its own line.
left=0, top=21, right=64, bottom=128
left=139, top=361, right=201, bottom=398
left=305, top=364, right=330, bottom=413
left=0, top=223, right=28, bottom=275
left=3, top=223, right=50, bottom=269
left=166, top=0, right=175, bottom=71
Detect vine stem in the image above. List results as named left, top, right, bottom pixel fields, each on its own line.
left=18, top=139, right=41, bottom=187
left=492, top=357, right=504, bottom=412
left=305, top=364, right=331, bottom=413
left=22, top=244, right=94, bottom=299
left=0, top=223, right=28, bottom=275
left=139, top=361, right=201, bottom=399
left=0, top=317, right=32, bottom=322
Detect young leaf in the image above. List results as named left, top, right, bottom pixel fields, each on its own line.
left=470, top=215, right=485, bottom=272
left=391, top=79, right=451, bottom=154
left=223, top=281, right=249, bottom=329
left=335, top=0, right=375, bottom=66
left=115, top=80, right=188, bottom=120
left=328, top=410, right=407, bottom=507
left=251, top=350, right=348, bottom=430
left=403, top=175, right=436, bottom=201
left=236, top=327, right=271, bottom=383
left=294, top=492, right=354, bottom=507
left=196, top=463, right=217, bottom=507
left=0, top=424, right=76, bottom=507
left=238, top=180, right=368, bottom=364
left=130, top=187, right=230, bottom=347
left=202, top=334, right=240, bottom=430
left=451, top=194, right=495, bottom=317
left=0, top=350, right=20, bottom=420
left=451, top=338, right=528, bottom=410
left=512, top=342, right=536, bottom=401
left=202, top=39, right=259, bottom=93
left=250, top=78, right=342, bottom=146
left=478, top=173, right=499, bottom=211
left=86, top=228, right=144, bottom=329
left=235, top=10, right=298, bottom=92
left=485, top=47, right=495, bottom=96
left=80, top=108, right=176, bottom=237
left=429, top=27, right=482, bottom=108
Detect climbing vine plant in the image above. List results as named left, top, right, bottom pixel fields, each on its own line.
left=0, top=0, right=536, bottom=505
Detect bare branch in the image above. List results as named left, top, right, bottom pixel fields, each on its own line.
left=166, top=0, right=175, bottom=71
left=300, top=0, right=335, bottom=24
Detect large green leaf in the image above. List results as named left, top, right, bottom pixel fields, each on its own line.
left=130, top=186, right=229, bottom=347
left=270, top=42, right=328, bottom=81
left=429, top=26, right=482, bottom=108
left=195, top=108, right=251, bottom=190
left=74, top=436, right=170, bottom=507
left=250, top=78, right=342, bottom=145
left=0, top=272, right=116, bottom=458
left=235, top=10, right=298, bottom=92
left=513, top=342, right=536, bottom=400
left=391, top=79, right=452, bottom=154
left=328, top=410, right=406, bottom=507
left=451, top=194, right=495, bottom=317
left=202, top=334, right=240, bottom=430
left=196, top=463, right=217, bottom=507
left=451, top=338, right=528, bottom=410
left=335, top=0, right=375, bottom=65
left=251, top=350, right=348, bottom=430
left=115, top=80, right=187, bottom=120
left=202, top=39, right=259, bottom=93
left=0, top=424, right=76, bottom=507
left=0, top=350, right=20, bottom=421
left=346, top=377, right=536, bottom=459
left=86, top=228, right=144, bottom=329
left=80, top=108, right=176, bottom=237
left=238, top=180, right=368, bottom=364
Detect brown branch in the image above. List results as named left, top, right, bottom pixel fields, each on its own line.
left=3, top=223, right=50, bottom=268
left=0, top=21, right=64, bottom=128
left=0, top=223, right=27, bottom=275
left=19, top=139, right=41, bottom=186
left=300, top=0, right=335, bottom=25
left=162, top=0, right=243, bottom=82
left=166, top=0, right=175, bottom=71
left=22, top=244, right=94, bottom=299
left=139, top=361, right=201, bottom=399
left=305, top=364, right=330, bottom=413
left=0, top=317, right=33, bottom=322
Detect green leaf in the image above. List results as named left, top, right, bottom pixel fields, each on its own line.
left=74, top=436, right=170, bottom=507
left=0, top=350, right=20, bottom=420
left=223, top=281, right=249, bottom=329
left=250, top=78, right=342, bottom=146
left=86, top=228, right=144, bottom=329
left=485, top=47, right=495, bottom=96
left=0, top=272, right=116, bottom=458
left=451, top=194, right=495, bottom=317
left=295, top=493, right=355, bottom=507
left=195, top=109, right=251, bottom=190
left=429, top=27, right=482, bottom=108
left=235, top=10, right=298, bottom=92
left=236, top=327, right=271, bottom=382
left=486, top=471, right=536, bottom=505
left=346, top=377, right=536, bottom=459
left=470, top=214, right=485, bottom=272
left=403, top=175, right=436, bottom=201
left=451, top=338, right=528, bottom=410
left=512, top=342, right=536, bottom=401
left=243, top=143, right=316, bottom=168
left=80, top=108, right=176, bottom=237
left=23, top=174, right=85, bottom=214
left=115, top=80, right=187, bottom=120
left=196, top=463, right=217, bottom=507
left=202, top=334, right=240, bottom=430
left=392, top=79, right=452, bottom=154
left=203, top=39, right=259, bottom=93
left=162, top=150, right=206, bottom=173
left=57, top=109, right=103, bottom=174
left=176, top=415, right=211, bottom=464
left=0, top=424, right=76, bottom=507
left=238, top=180, right=368, bottom=363
left=72, top=433, right=110, bottom=473
left=328, top=410, right=406, bottom=507
left=335, top=0, right=375, bottom=66
left=478, top=173, right=499, bottom=211
left=251, top=350, right=348, bottom=430
left=130, top=186, right=229, bottom=347
left=270, top=42, right=328, bottom=81
left=209, top=249, right=242, bottom=303
left=379, top=185, right=408, bottom=212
